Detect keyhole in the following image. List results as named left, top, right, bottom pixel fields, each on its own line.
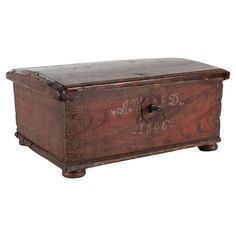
left=148, top=104, right=161, bottom=113
left=148, top=104, right=153, bottom=113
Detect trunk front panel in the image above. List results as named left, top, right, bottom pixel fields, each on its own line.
left=66, top=79, right=222, bottom=165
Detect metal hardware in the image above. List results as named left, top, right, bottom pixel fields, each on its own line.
left=141, top=96, right=161, bottom=121
left=148, top=104, right=161, bottom=113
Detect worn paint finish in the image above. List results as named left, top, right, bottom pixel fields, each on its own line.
left=11, top=58, right=228, bottom=87
left=65, top=78, right=223, bottom=165
left=13, top=77, right=66, bottom=162
left=6, top=58, right=230, bottom=178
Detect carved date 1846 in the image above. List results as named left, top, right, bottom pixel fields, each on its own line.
left=110, top=94, right=184, bottom=135
left=132, top=120, right=173, bottom=135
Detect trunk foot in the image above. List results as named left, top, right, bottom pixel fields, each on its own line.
left=198, top=143, right=218, bottom=151
left=62, top=169, right=86, bottom=178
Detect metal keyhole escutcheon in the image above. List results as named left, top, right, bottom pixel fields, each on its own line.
left=141, top=96, right=161, bottom=121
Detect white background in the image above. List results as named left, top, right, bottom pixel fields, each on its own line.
left=0, top=0, right=235, bottom=235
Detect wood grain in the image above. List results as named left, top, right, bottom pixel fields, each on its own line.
left=13, top=79, right=66, bottom=162
left=8, top=58, right=229, bottom=88
left=65, top=78, right=223, bottom=166
left=6, top=58, right=229, bottom=178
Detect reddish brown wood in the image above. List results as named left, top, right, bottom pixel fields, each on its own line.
left=6, top=58, right=230, bottom=178
left=13, top=81, right=65, bottom=162
left=10, top=58, right=229, bottom=87
left=62, top=169, right=86, bottom=178
left=65, top=78, right=223, bottom=166
left=198, top=143, right=218, bottom=151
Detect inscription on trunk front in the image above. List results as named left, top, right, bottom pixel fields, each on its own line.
left=66, top=79, right=223, bottom=163
left=110, top=94, right=184, bottom=135
left=132, top=120, right=173, bottom=135
left=110, top=94, right=184, bottom=115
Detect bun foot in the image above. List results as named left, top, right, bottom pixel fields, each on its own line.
left=62, top=169, right=86, bottom=178
left=198, top=143, right=218, bottom=151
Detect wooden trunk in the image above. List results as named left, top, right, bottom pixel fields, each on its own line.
left=6, top=58, right=230, bottom=178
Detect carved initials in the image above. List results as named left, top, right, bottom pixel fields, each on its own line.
left=111, top=94, right=184, bottom=117
left=111, top=97, right=142, bottom=115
